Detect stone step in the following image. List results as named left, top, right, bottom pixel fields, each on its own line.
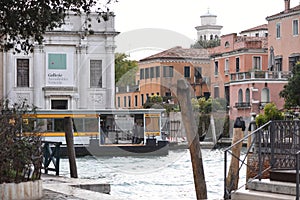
left=270, top=169, right=299, bottom=183
left=231, top=188, right=295, bottom=200
left=246, top=179, right=297, bottom=196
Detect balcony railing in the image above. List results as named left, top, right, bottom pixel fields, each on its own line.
left=230, top=71, right=292, bottom=82
left=234, top=102, right=251, bottom=109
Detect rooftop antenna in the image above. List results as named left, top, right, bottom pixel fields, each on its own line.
left=207, top=7, right=210, bottom=14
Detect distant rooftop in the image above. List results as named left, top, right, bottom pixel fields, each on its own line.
left=266, top=4, right=300, bottom=20
left=240, top=24, right=268, bottom=34
left=139, top=46, right=209, bottom=62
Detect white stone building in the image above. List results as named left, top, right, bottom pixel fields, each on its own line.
left=3, top=13, right=119, bottom=110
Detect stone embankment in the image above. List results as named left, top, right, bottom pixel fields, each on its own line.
left=41, top=174, right=121, bottom=200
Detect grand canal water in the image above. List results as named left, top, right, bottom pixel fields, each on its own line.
left=59, top=148, right=246, bottom=200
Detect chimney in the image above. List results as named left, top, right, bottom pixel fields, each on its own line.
left=284, top=0, right=290, bottom=12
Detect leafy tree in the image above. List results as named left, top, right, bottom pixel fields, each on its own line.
left=255, top=102, right=284, bottom=127
left=143, top=94, right=176, bottom=114
left=192, top=97, right=228, bottom=140
left=279, top=62, right=300, bottom=108
left=115, top=53, right=138, bottom=86
left=191, top=39, right=220, bottom=49
left=0, top=0, right=116, bottom=53
left=0, top=99, right=41, bottom=183
left=196, top=97, right=226, bottom=113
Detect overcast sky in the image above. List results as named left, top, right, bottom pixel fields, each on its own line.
left=110, top=0, right=299, bottom=59
left=111, top=0, right=299, bottom=41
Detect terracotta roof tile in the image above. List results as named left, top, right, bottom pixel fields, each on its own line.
left=139, top=46, right=209, bottom=62
left=240, top=24, right=268, bottom=34
left=266, top=5, right=300, bottom=19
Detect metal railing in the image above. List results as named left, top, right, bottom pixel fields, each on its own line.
left=224, top=120, right=300, bottom=199
left=296, top=151, right=300, bottom=200
left=234, top=102, right=251, bottom=108
left=42, top=141, right=62, bottom=176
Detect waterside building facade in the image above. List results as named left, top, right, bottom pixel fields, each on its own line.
left=2, top=13, right=118, bottom=110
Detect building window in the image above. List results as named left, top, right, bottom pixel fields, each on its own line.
left=214, top=61, right=219, bottom=76
left=145, top=68, right=149, bottom=79
left=289, top=55, right=300, bottom=71
left=141, top=94, right=144, bottom=106
left=236, top=57, right=240, bottom=72
left=51, top=100, right=68, bottom=109
left=275, top=57, right=283, bottom=71
left=163, top=66, right=174, bottom=77
left=17, top=59, right=29, bottom=87
left=123, top=96, right=126, bottom=107
left=261, top=88, right=270, bottom=104
left=276, top=23, right=281, bottom=38
left=140, top=69, right=144, bottom=80
left=184, top=66, right=190, bottom=78
left=225, top=41, right=230, bottom=48
left=117, top=97, right=120, bottom=108
left=128, top=96, right=131, bottom=107
left=253, top=56, right=261, bottom=70
left=238, top=89, right=243, bottom=103
left=155, top=66, right=160, bottom=77
left=214, top=87, right=219, bottom=98
left=195, top=67, right=202, bottom=79
left=245, top=88, right=250, bottom=104
left=90, top=60, right=102, bottom=88
left=134, top=95, right=138, bottom=107
left=225, top=59, right=229, bottom=75
left=255, top=33, right=259, bottom=37
left=150, top=67, right=155, bottom=78
left=293, top=19, right=299, bottom=36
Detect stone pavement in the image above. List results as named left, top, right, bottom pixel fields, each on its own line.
left=42, top=189, right=84, bottom=200
left=41, top=174, right=121, bottom=200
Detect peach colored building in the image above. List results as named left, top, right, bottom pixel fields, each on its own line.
left=209, top=28, right=289, bottom=121
left=266, top=0, right=300, bottom=72
left=116, top=46, right=211, bottom=109
left=209, top=32, right=269, bottom=100
left=209, top=0, right=299, bottom=121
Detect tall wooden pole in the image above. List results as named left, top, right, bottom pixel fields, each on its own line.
left=226, top=128, right=243, bottom=192
left=177, top=79, right=207, bottom=199
left=64, top=117, right=78, bottom=178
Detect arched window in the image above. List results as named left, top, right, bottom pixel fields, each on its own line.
left=200, top=35, right=203, bottom=41
left=210, top=34, right=213, bottom=40
left=225, top=41, right=230, bottom=48
left=261, top=88, right=270, bottom=104
left=204, top=35, right=207, bottom=40
left=215, top=35, right=219, bottom=40
left=245, top=88, right=250, bottom=105
left=238, top=89, right=243, bottom=103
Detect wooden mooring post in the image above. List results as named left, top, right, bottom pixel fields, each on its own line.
left=226, top=117, right=245, bottom=193
left=64, top=117, right=78, bottom=178
left=177, top=79, right=207, bottom=199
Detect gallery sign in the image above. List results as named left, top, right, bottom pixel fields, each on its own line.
left=46, top=53, right=74, bottom=86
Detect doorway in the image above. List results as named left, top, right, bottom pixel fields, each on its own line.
left=51, top=100, right=68, bottom=109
